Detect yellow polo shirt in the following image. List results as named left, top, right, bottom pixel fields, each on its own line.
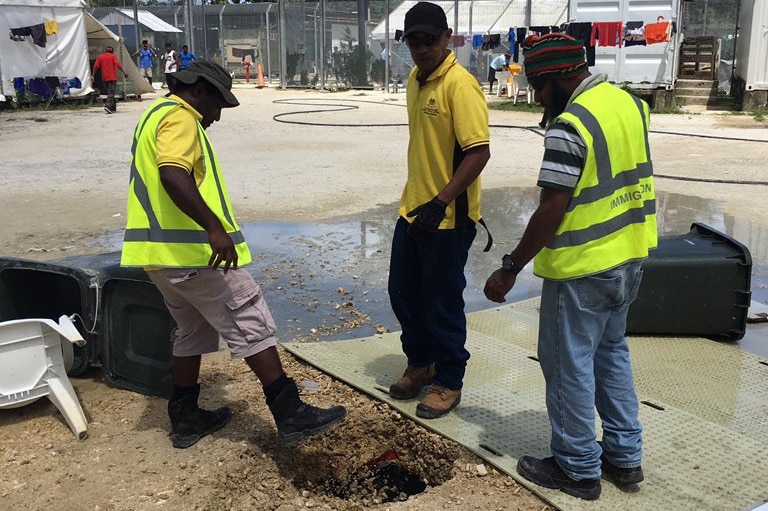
left=156, top=94, right=205, bottom=186
left=401, top=52, right=489, bottom=228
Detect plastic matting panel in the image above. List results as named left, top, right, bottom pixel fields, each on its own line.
left=284, top=298, right=768, bottom=511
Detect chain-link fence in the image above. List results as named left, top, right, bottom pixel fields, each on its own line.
left=93, top=1, right=571, bottom=91
left=681, top=0, right=741, bottom=95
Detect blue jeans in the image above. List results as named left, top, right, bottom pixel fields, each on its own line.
left=538, top=261, right=644, bottom=480
left=388, top=217, right=476, bottom=390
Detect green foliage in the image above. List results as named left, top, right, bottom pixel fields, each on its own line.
left=753, top=107, right=767, bottom=122
left=329, top=27, right=371, bottom=87
left=488, top=101, right=544, bottom=114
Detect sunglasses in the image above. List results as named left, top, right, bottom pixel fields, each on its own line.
left=405, top=35, right=441, bottom=48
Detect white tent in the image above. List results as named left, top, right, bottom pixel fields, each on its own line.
left=83, top=11, right=153, bottom=97
left=371, top=0, right=569, bottom=39
left=0, top=0, right=151, bottom=99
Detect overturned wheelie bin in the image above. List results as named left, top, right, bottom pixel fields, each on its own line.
left=0, top=252, right=175, bottom=398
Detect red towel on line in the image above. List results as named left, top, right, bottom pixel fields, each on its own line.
left=591, top=21, right=623, bottom=47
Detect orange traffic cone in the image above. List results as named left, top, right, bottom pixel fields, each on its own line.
left=257, top=63, right=265, bottom=89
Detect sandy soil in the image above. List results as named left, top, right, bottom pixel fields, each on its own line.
left=1, top=86, right=766, bottom=511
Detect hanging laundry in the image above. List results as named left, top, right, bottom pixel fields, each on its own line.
left=566, top=22, right=595, bottom=66
left=489, top=34, right=501, bottom=49
left=27, top=77, right=53, bottom=99
left=481, top=34, right=490, bottom=51
left=395, top=29, right=403, bottom=42
left=645, top=17, right=672, bottom=44
left=508, top=27, right=516, bottom=48
left=10, top=23, right=46, bottom=47
left=44, top=20, right=58, bottom=36
left=624, top=21, right=646, bottom=47
left=10, top=27, right=29, bottom=41
left=591, top=21, right=622, bottom=47
left=513, top=27, right=527, bottom=62
left=452, top=35, right=464, bottom=47
left=528, top=26, right=551, bottom=36
left=472, top=34, right=483, bottom=48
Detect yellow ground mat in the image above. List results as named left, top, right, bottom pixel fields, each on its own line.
left=283, top=298, right=768, bottom=511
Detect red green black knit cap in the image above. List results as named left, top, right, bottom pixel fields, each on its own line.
left=522, top=33, right=587, bottom=82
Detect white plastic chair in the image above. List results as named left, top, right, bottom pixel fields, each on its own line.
left=495, top=71, right=511, bottom=98
left=0, top=315, right=88, bottom=439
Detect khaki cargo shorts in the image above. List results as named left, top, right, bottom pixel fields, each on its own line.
left=148, top=267, right=278, bottom=359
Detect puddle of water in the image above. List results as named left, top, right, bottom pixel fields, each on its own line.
left=89, top=188, right=768, bottom=355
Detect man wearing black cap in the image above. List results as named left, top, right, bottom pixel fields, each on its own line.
left=121, top=60, right=347, bottom=449
left=387, top=2, right=490, bottom=420
left=484, top=34, right=656, bottom=500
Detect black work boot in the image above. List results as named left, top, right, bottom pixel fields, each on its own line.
left=167, top=384, right=232, bottom=449
left=267, top=378, right=347, bottom=447
left=517, top=456, right=601, bottom=501
left=601, top=454, right=644, bottom=486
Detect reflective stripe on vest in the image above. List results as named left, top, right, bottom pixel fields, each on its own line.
left=533, top=83, right=658, bottom=280
left=121, top=98, right=251, bottom=267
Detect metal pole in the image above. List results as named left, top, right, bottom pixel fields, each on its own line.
left=314, top=3, right=320, bottom=84
left=320, top=0, right=326, bottom=90
left=384, top=0, right=389, bottom=93
left=133, top=0, right=141, bottom=68
left=279, top=0, right=287, bottom=89
left=357, top=0, right=367, bottom=86
left=453, top=0, right=458, bottom=40
left=219, top=5, right=225, bottom=68
left=184, top=1, right=194, bottom=56
left=469, top=0, right=473, bottom=39
left=266, top=3, right=273, bottom=84
left=525, top=0, right=532, bottom=28
left=201, top=1, right=208, bottom=60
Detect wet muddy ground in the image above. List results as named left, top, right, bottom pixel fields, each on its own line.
left=91, top=186, right=768, bottom=356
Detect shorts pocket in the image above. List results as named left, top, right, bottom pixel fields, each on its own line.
left=224, top=283, right=277, bottom=342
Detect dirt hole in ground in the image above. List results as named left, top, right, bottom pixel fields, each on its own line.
left=214, top=398, right=461, bottom=507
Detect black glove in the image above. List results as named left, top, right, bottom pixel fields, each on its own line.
left=406, top=197, right=447, bottom=241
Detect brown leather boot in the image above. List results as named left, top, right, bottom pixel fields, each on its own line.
left=416, top=384, right=461, bottom=419
left=389, top=364, right=435, bottom=400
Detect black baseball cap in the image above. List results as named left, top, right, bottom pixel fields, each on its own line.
left=402, top=2, right=448, bottom=39
left=168, top=60, right=239, bottom=108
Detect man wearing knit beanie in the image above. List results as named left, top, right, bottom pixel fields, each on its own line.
left=484, top=32, right=657, bottom=500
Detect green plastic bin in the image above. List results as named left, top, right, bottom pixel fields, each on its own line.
left=626, top=223, right=752, bottom=341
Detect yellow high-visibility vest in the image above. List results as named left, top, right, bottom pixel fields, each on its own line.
left=534, top=82, right=658, bottom=280
left=121, top=98, right=252, bottom=268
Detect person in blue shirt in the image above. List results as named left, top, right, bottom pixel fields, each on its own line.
left=135, top=40, right=156, bottom=86
left=179, top=45, right=197, bottom=70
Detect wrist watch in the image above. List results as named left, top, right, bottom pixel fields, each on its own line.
left=501, top=254, right=522, bottom=275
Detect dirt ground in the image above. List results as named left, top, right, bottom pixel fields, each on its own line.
left=1, top=86, right=767, bottom=511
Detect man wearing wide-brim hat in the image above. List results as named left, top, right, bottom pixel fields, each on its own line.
left=121, top=60, right=347, bottom=450
left=484, top=33, right=657, bottom=500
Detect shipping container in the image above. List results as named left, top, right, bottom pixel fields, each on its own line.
left=568, top=0, right=683, bottom=89
left=735, top=0, right=768, bottom=91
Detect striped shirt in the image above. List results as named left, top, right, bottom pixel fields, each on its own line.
left=537, top=73, right=607, bottom=191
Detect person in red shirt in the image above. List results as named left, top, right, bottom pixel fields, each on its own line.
left=92, top=46, right=124, bottom=114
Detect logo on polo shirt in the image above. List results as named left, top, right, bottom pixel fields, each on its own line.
left=422, top=98, right=439, bottom=117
